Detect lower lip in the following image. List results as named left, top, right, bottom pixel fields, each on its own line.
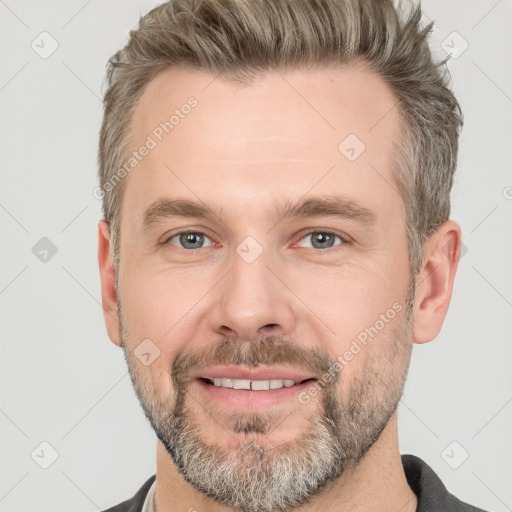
left=193, top=379, right=316, bottom=410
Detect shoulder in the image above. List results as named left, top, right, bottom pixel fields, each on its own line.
left=102, top=475, right=156, bottom=512
left=402, top=454, right=488, bottom=512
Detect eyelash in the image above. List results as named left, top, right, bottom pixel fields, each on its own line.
left=163, top=229, right=348, bottom=251
left=297, top=229, right=348, bottom=249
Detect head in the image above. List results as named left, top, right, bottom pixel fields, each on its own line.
left=97, top=1, right=463, bottom=511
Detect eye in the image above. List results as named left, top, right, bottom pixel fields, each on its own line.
left=296, top=231, right=345, bottom=250
left=166, top=231, right=214, bottom=250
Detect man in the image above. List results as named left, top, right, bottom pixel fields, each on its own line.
left=97, top=0, right=486, bottom=511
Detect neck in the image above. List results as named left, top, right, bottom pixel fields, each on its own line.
left=154, top=412, right=417, bottom=512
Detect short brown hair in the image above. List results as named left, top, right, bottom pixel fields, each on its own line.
left=98, top=0, right=463, bottom=276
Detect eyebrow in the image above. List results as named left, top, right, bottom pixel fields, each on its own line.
left=140, top=195, right=376, bottom=230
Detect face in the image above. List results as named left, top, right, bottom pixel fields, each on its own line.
left=114, top=64, right=415, bottom=511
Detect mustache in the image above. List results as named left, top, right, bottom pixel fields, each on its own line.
left=171, top=335, right=336, bottom=387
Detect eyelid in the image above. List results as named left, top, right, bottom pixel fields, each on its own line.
left=160, top=228, right=218, bottom=247
left=292, top=229, right=350, bottom=247
left=160, top=228, right=350, bottom=250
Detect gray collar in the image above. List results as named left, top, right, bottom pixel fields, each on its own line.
left=141, top=479, right=156, bottom=512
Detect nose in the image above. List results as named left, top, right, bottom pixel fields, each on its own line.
left=209, top=246, right=297, bottom=341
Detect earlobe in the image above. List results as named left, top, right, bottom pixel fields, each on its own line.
left=97, top=221, right=121, bottom=347
left=412, top=220, right=462, bottom=345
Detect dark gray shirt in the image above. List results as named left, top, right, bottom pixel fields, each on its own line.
left=103, top=454, right=488, bottom=511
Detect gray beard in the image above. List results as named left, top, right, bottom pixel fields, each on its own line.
left=154, top=379, right=400, bottom=512
left=120, top=292, right=414, bottom=512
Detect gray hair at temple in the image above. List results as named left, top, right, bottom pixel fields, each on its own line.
left=98, top=0, right=463, bottom=278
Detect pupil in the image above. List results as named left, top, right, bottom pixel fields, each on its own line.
left=181, top=232, right=203, bottom=248
left=314, top=232, right=333, bottom=248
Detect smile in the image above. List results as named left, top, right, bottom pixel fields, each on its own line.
left=204, top=377, right=313, bottom=390
left=190, top=366, right=319, bottom=409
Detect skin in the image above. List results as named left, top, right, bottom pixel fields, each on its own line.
left=98, top=63, right=461, bottom=511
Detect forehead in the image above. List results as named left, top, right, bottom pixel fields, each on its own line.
left=123, top=64, right=402, bottom=224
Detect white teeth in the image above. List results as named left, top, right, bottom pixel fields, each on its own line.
left=221, top=378, right=234, bottom=388
left=233, top=379, right=251, bottom=390
left=210, top=378, right=298, bottom=390
left=251, top=380, right=270, bottom=391
left=269, top=379, right=284, bottom=389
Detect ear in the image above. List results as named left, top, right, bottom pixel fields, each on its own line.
left=412, top=220, right=462, bottom=344
left=98, top=221, right=121, bottom=347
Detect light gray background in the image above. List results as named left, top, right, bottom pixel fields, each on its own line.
left=1, top=0, right=511, bottom=510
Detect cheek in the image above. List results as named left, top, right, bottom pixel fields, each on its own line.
left=299, top=258, right=407, bottom=334
left=291, top=257, right=409, bottom=384
left=119, top=266, right=224, bottom=393
left=121, top=264, right=211, bottom=340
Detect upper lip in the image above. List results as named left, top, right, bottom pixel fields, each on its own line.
left=191, top=366, right=317, bottom=382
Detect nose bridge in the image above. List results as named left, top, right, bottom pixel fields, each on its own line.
left=210, top=237, right=295, bottom=339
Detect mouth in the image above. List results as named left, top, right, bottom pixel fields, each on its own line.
left=190, top=366, right=319, bottom=410
left=199, top=377, right=316, bottom=390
